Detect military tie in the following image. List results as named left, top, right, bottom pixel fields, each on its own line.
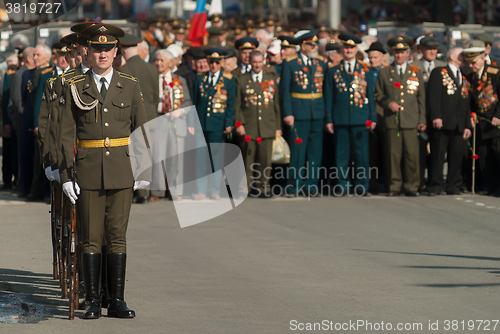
left=347, top=62, right=352, bottom=80
left=456, top=69, right=461, bottom=86
left=399, top=67, right=404, bottom=80
left=100, top=77, right=107, bottom=99
left=427, top=61, right=434, bottom=76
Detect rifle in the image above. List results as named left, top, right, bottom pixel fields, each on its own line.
left=61, top=192, right=69, bottom=299
left=50, top=181, right=58, bottom=280
left=68, top=139, right=80, bottom=319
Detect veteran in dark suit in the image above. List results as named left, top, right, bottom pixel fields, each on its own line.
left=58, top=24, right=148, bottom=319
left=464, top=42, right=500, bottom=196
left=412, top=36, right=447, bottom=193
left=191, top=47, right=235, bottom=200
left=427, top=47, right=472, bottom=196
left=234, top=50, right=281, bottom=197
left=324, top=34, right=377, bottom=196
left=119, top=33, right=160, bottom=203
left=374, top=36, right=426, bottom=196
left=280, top=30, right=327, bottom=196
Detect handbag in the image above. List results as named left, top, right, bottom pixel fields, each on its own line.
left=272, top=134, right=291, bottom=164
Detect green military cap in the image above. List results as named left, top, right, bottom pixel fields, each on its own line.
left=52, top=42, right=69, bottom=54
left=387, top=35, right=413, bottom=50
left=80, top=24, right=125, bottom=50
left=60, top=33, right=78, bottom=50
left=71, top=22, right=98, bottom=33
left=326, top=41, right=341, bottom=52
left=204, top=47, right=227, bottom=59
left=317, top=23, right=330, bottom=33
left=474, top=32, right=494, bottom=46
left=173, top=24, right=186, bottom=34
left=338, top=33, right=362, bottom=46
left=119, top=33, right=142, bottom=47
left=235, top=37, right=259, bottom=50
left=296, top=29, right=319, bottom=45
left=207, top=26, right=224, bottom=36
left=278, top=35, right=297, bottom=48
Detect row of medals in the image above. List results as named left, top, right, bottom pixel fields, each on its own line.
left=442, top=72, right=457, bottom=95
left=173, top=84, right=184, bottom=109
left=477, top=81, right=496, bottom=112
left=406, top=73, right=420, bottom=94
left=244, top=84, right=273, bottom=108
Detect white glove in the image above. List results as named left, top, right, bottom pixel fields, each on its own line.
left=62, top=181, right=80, bottom=204
left=133, top=181, right=150, bottom=191
left=45, top=166, right=54, bottom=181
left=52, top=169, right=61, bottom=183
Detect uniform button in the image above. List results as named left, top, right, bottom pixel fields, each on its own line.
left=400, top=107, right=404, bottom=111
left=105, top=123, right=109, bottom=127
left=258, top=102, right=262, bottom=106
left=209, top=96, right=212, bottom=99
left=105, top=151, right=110, bottom=156
left=207, top=108, right=211, bottom=111
left=104, top=108, right=108, bottom=112
left=207, top=113, right=210, bottom=117
left=120, top=103, right=124, bottom=107
left=350, top=101, right=353, bottom=105
left=259, top=117, right=262, bottom=120
left=208, top=102, right=211, bottom=105
left=349, top=88, right=353, bottom=92
left=400, top=99, right=404, bottom=103
left=350, top=94, right=353, bottom=98
left=259, top=110, right=262, bottom=113
left=400, top=92, right=404, bottom=96
left=258, top=95, right=261, bottom=98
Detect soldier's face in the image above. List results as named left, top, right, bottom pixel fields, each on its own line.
left=281, top=47, right=295, bottom=59
left=240, top=49, right=252, bottom=65
left=196, top=59, right=209, bottom=72
left=90, top=46, right=117, bottom=72
left=468, top=56, right=485, bottom=73
left=34, top=47, right=49, bottom=68
left=250, top=54, right=264, bottom=73
left=155, top=53, right=171, bottom=74
left=341, top=44, right=357, bottom=61
left=267, top=52, right=281, bottom=65
left=55, top=53, right=69, bottom=69
left=368, top=50, right=383, bottom=68
left=393, top=49, right=409, bottom=65
left=421, top=46, right=437, bottom=61
left=209, top=58, right=224, bottom=73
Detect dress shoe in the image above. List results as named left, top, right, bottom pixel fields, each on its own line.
left=387, top=191, right=400, bottom=197
left=447, top=190, right=463, bottom=195
left=405, top=191, right=420, bottom=197
left=134, top=197, right=148, bottom=204
left=209, top=193, right=221, bottom=200
left=191, top=193, right=206, bottom=200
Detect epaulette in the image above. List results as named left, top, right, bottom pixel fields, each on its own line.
left=41, top=67, right=52, bottom=75
left=329, top=62, right=339, bottom=68
left=487, top=67, right=499, bottom=75
left=6, top=69, right=15, bottom=75
left=67, top=74, right=85, bottom=85
left=223, top=72, right=233, bottom=80
left=263, top=64, right=276, bottom=73
left=61, top=69, right=76, bottom=77
left=410, top=64, right=419, bottom=72
left=316, top=55, right=325, bottom=61
left=48, top=77, right=57, bottom=83
left=285, top=54, right=298, bottom=62
left=118, top=71, right=138, bottom=82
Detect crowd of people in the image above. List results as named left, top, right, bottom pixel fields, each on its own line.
left=1, top=14, right=500, bottom=203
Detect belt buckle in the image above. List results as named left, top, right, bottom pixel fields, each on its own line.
left=311, top=92, right=315, bottom=99
left=104, top=137, right=110, bottom=148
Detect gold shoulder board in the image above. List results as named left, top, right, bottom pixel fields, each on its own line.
left=41, top=67, right=52, bottom=75
left=223, top=72, right=233, bottom=80
left=316, top=55, right=325, bottom=61
left=487, top=67, right=499, bottom=75
left=285, top=54, right=298, bottom=62
left=118, top=71, right=138, bottom=82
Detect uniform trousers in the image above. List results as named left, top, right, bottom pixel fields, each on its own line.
left=240, top=136, right=273, bottom=195
left=78, top=188, right=133, bottom=254
left=477, top=136, right=500, bottom=193
left=384, top=128, right=420, bottom=192
left=287, top=119, right=323, bottom=192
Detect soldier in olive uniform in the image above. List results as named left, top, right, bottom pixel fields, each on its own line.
left=191, top=47, right=235, bottom=199
left=233, top=37, right=259, bottom=76
left=234, top=50, right=281, bottom=197
left=324, top=34, right=377, bottom=196
left=58, top=24, right=148, bottom=319
left=374, top=36, right=426, bottom=196
left=279, top=30, right=327, bottom=196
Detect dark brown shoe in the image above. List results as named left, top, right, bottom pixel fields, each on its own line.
left=405, top=191, right=420, bottom=197
left=387, top=191, right=400, bottom=197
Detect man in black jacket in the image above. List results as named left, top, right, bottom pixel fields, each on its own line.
left=427, top=47, right=472, bottom=195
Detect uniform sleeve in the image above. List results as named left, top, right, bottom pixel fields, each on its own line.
left=427, top=68, right=442, bottom=121
left=51, top=80, right=64, bottom=169
left=33, top=74, right=45, bottom=128
left=58, top=83, right=77, bottom=184
left=417, top=71, right=427, bottom=125
left=273, top=80, right=281, bottom=131
left=10, top=72, right=23, bottom=116
left=234, top=76, right=245, bottom=124
left=324, top=68, right=333, bottom=124
left=131, top=80, right=148, bottom=132
left=224, top=76, right=235, bottom=129
left=279, top=60, right=293, bottom=118
left=38, top=81, right=51, bottom=144
left=374, top=69, right=392, bottom=110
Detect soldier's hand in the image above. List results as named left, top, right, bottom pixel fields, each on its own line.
left=134, top=180, right=150, bottom=191
left=62, top=181, right=80, bottom=205
left=236, top=125, right=246, bottom=136
left=188, top=127, right=195, bottom=135
left=223, top=127, right=232, bottom=134
left=389, top=102, right=401, bottom=113
left=34, top=127, right=39, bottom=137
left=283, top=116, right=294, bottom=126
left=418, top=124, right=427, bottom=132
left=325, top=123, right=334, bottom=134
left=463, top=129, right=471, bottom=139
left=45, top=166, right=54, bottom=181
left=432, top=118, right=443, bottom=130
left=492, top=117, right=500, bottom=126
left=3, top=124, right=11, bottom=136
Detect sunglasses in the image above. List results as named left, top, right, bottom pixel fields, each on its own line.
left=209, top=59, right=221, bottom=64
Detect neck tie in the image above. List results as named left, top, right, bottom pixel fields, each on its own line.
left=456, top=69, right=461, bottom=86
left=255, top=74, right=260, bottom=83
left=210, top=74, right=215, bottom=87
left=347, top=62, right=353, bottom=80
left=399, top=67, right=404, bottom=80
left=100, top=77, right=107, bottom=99
left=162, top=76, right=171, bottom=114
left=427, top=61, right=433, bottom=75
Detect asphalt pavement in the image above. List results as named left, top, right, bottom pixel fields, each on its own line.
left=1, top=188, right=500, bottom=333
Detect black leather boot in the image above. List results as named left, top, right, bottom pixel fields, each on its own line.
left=82, top=253, right=102, bottom=319
left=101, top=245, right=108, bottom=308
left=107, top=253, right=135, bottom=318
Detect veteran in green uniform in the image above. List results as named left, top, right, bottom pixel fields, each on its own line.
left=374, top=36, right=426, bottom=196
left=324, top=34, right=377, bottom=196
left=234, top=50, right=281, bottom=197
left=191, top=47, right=235, bottom=200
left=279, top=30, right=326, bottom=196
left=58, top=24, right=148, bottom=319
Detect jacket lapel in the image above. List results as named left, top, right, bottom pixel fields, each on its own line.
left=390, top=63, right=401, bottom=84
left=83, top=71, right=103, bottom=104
left=103, top=71, right=123, bottom=104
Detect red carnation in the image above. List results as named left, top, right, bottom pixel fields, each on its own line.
left=244, top=135, right=252, bottom=143
left=169, top=82, right=174, bottom=88
left=472, top=154, right=479, bottom=160
left=394, top=82, right=401, bottom=89
left=256, top=137, right=262, bottom=144
left=471, top=112, right=477, bottom=118
left=365, top=120, right=373, bottom=128
left=235, top=121, right=242, bottom=127
left=295, top=138, right=303, bottom=144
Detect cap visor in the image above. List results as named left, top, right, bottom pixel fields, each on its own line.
left=90, top=44, right=116, bottom=51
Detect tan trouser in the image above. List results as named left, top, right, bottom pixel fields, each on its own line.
left=384, top=129, right=420, bottom=192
